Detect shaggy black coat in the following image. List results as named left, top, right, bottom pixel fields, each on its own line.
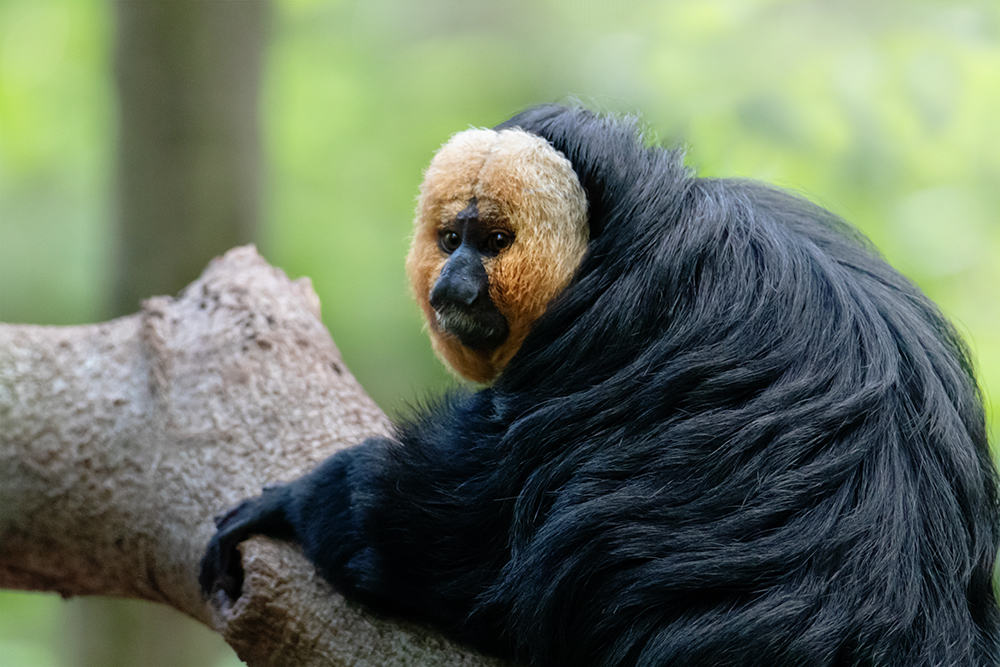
left=201, top=105, right=1000, bottom=667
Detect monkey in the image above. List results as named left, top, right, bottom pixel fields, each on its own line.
left=200, top=105, right=1000, bottom=667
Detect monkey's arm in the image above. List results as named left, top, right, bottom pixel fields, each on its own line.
left=200, top=441, right=391, bottom=606
left=200, top=396, right=513, bottom=640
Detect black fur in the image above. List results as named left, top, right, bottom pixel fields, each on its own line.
left=201, top=105, right=1000, bottom=666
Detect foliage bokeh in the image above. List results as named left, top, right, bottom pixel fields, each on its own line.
left=1, top=0, right=998, bottom=664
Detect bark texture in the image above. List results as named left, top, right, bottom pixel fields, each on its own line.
left=0, top=246, right=511, bottom=667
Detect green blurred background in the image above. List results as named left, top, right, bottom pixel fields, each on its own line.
left=1, top=0, right=998, bottom=665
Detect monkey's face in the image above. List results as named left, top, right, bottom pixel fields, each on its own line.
left=406, top=128, right=588, bottom=383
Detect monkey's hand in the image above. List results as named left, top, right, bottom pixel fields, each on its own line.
left=199, top=485, right=295, bottom=601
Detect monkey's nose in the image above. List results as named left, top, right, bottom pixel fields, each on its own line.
left=431, top=275, right=480, bottom=309
left=429, top=247, right=489, bottom=310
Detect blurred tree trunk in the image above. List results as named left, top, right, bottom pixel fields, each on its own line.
left=73, top=1, right=267, bottom=665
left=111, top=0, right=266, bottom=317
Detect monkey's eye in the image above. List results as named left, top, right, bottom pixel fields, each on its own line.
left=486, top=231, right=513, bottom=254
left=439, top=230, right=462, bottom=253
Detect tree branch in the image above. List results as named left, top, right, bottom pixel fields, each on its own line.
left=0, top=246, right=511, bottom=667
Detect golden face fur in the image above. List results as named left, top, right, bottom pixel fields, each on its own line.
left=406, top=128, right=589, bottom=383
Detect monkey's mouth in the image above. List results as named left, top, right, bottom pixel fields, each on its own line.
left=434, top=306, right=509, bottom=352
